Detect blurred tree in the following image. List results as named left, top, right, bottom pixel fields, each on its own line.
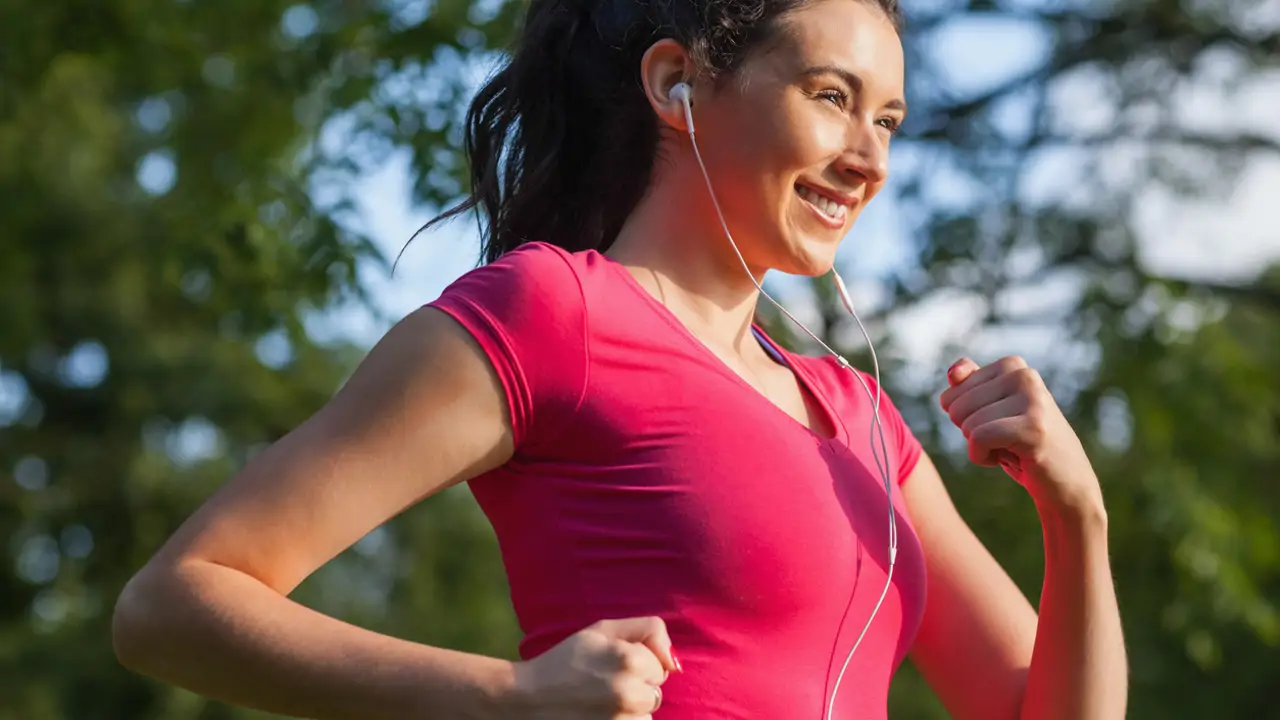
left=759, top=1, right=1280, bottom=717
left=873, top=267, right=1280, bottom=719
left=0, top=1, right=523, bottom=718
left=1, top=0, right=1277, bottom=719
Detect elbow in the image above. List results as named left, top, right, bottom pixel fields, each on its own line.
left=111, top=566, right=177, bottom=675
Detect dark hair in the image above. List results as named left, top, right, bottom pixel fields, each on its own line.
left=420, top=0, right=903, bottom=264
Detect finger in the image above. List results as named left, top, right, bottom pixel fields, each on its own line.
left=997, top=450, right=1022, bottom=474
left=946, top=373, right=1023, bottom=430
left=940, top=356, right=1028, bottom=410
left=967, top=416, right=1027, bottom=466
left=958, top=394, right=1027, bottom=439
left=977, top=446, right=1022, bottom=472
left=616, top=676, right=663, bottom=714
left=617, top=639, right=668, bottom=686
left=968, top=442, right=998, bottom=467
left=595, top=617, right=677, bottom=674
left=961, top=397, right=1026, bottom=466
left=945, top=357, right=980, bottom=388
left=940, top=358, right=980, bottom=409
left=972, top=446, right=1020, bottom=470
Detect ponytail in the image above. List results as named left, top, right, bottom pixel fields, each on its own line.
left=418, top=0, right=658, bottom=263
left=416, top=0, right=902, bottom=265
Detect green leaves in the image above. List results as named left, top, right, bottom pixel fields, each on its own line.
left=0, top=3, right=517, bottom=717
left=2, top=0, right=1276, bottom=717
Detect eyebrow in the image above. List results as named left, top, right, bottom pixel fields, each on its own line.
left=800, top=65, right=908, bottom=113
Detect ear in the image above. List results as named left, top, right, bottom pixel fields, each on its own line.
left=640, top=39, right=696, bottom=132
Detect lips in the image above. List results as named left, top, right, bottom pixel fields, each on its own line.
left=795, top=183, right=850, bottom=224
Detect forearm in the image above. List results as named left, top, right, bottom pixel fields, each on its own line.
left=1020, top=497, right=1127, bottom=720
left=112, top=559, right=516, bottom=720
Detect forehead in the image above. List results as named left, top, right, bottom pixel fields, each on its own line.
left=761, top=0, right=905, bottom=95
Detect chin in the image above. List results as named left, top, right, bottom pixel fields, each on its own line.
left=769, top=229, right=842, bottom=277
left=766, top=206, right=855, bottom=276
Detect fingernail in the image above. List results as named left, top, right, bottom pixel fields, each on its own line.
left=672, top=648, right=683, bottom=673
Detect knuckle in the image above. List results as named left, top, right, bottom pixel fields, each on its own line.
left=606, top=639, right=632, bottom=663
left=618, top=647, right=642, bottom=672
left=1000, top=355, right=1029, bottom=371
left=579, top=628, right=611, bottom=653
left=1025, top=407, right=1050, bottom=439
left=968, top=424, right=988, bottom=444
left=1014, top=366, right=1042, bottom=391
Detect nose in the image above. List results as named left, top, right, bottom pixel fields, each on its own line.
left=838, top=120, right=890, bottom=185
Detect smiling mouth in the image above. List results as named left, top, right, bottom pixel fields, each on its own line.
left=795, top=184, right=849, bottom=223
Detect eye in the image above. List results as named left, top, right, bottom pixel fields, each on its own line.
left=816, top=89, right=849, bottom=108
left=877, top=116, right=902, bottom=135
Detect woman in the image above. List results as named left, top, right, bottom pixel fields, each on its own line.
left=111, top=0, right=1128, bottom=716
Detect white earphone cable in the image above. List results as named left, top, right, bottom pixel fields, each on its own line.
left=676, top=84, right=897, bottom=720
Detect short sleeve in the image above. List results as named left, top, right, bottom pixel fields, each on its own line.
left=426, top=242, right=589, bottom=452
left=859, top=370, right=924, bottom=486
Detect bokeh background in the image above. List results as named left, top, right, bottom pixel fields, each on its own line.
left=2, top=0, right=1278, bottom=718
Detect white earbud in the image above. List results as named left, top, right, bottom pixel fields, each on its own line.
left=670, top=81, right=696, bottom=135
left=672, top=75, right=896, bottom=720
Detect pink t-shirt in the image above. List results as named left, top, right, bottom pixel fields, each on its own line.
left=428, top=242, right=927, bottom=719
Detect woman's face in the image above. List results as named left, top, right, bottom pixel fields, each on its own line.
left=689, top=0, right=906, bottom=276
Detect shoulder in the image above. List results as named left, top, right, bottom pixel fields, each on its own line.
left=436, top=242, right=583, bottom=306
left=426, top=242, right=594, bottom=450
left=428, top=242, right=599, bottom=350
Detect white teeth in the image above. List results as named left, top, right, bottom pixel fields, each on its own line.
left=797, top=186, right=847, bottom=221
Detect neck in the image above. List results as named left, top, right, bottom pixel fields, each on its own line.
left=607, top=164, right=766, bottom=354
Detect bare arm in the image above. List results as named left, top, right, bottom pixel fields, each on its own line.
left=112, top=307, right=518, bottom=720
left=1019, top=489, right=1126, bottom=720
left=902, top=454, right=1038, bottom=720
left=904, top=454, right=1127, bottom=720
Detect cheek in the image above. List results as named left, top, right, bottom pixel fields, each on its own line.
left=799, top=119, right=849, bottom=162
left=781, top=101, right=848, bottom=157
left=740, top=101, right=843, bottom=172
left=705, top=110, right=783, bottom=185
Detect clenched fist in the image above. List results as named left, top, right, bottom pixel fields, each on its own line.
left=940, top=356, right=1105, bottom=514
left=510, top=616, right=681, bottom=719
